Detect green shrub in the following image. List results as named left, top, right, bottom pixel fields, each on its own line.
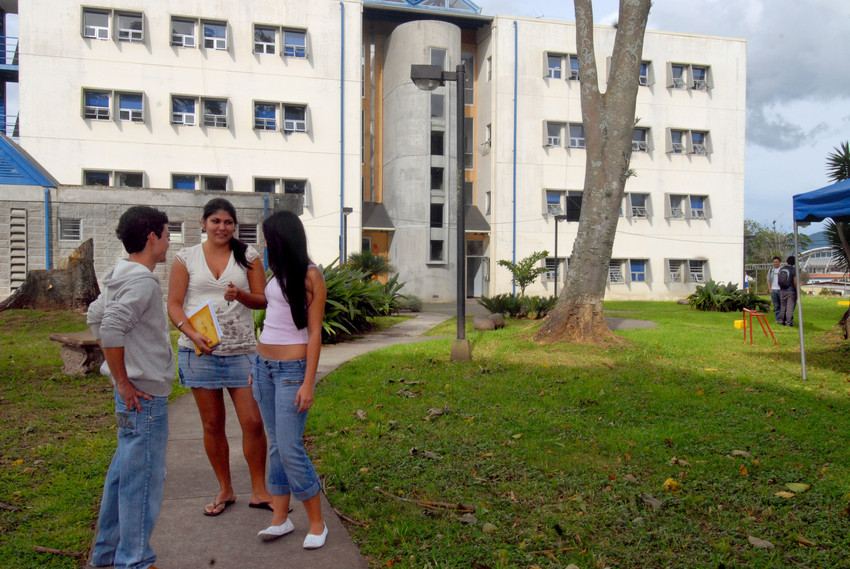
left=396, top=294, right=422, bottom=312
left=477, top=293, right=525, bottom=318
left=687, top=280, right=771, bottom=312
left=525, top=295, right=557, bottom=319
left=345, top=250, right=395, bottom=279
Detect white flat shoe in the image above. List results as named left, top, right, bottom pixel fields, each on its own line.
left=302, top=523, right=328, bottom=549
left=257, top=519, right=295, bottom=541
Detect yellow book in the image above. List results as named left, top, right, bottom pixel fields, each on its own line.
left=186, top=300, right=223, bottom=355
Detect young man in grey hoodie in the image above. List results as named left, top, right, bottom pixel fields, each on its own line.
left=87, top=206, right=173, bottom=569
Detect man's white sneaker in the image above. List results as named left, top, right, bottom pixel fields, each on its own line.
left=257, top=519, right=295, bottom=541
left=302, top=523, right=328, bottom=549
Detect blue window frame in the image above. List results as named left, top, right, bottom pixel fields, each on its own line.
left=119, top=93, right=143, bottom=122
left=173, top=175, right=196, bottom=190
left=84, top=91, right=110, bottom=120
left=639, top=62, right=649, bottom=85
left=254, top=103, right=277, bottom=130
left=283, top=30, right=306, bottom=58
left=630, top=260, right=646, bottom=282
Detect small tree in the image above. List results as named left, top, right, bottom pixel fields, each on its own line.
left=498, top=250, right=550, bottom=297
left=346, top=250, right=395, bottom=280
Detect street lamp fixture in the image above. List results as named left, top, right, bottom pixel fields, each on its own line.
left=411, top=63, right=471, bottom=361
left=553, top=214, right=568, bottom=297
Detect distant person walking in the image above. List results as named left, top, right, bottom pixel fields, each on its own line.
left=167, top=198, right=273, bottom=516
left=253, top=210, right=328, bottom=549
left=767, top=256, right=782, bottom=322
left=87, top=206, right=173, bottom=569
left=778, top=255, right=797, bottom=326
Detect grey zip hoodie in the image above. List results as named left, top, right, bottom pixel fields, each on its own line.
left=87, top=259, right=175, bottom=397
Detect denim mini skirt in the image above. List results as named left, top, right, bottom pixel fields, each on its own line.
left=177, top=347, right=254, bottom=389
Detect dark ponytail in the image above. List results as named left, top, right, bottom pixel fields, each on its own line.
left=262, top=210, right=310, bottom=329
left=202, top=198, right=251, bottom=270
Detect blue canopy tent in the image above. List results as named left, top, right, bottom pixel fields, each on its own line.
left=792, top=178, right=850, bottom=379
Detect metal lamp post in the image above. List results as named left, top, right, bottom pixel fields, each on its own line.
left=410, top=63, right=471, bottom=361
left=553, top=214, right=567, bottom=297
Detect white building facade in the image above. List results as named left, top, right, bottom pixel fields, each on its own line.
left=5, top=0, right=746, bottom=302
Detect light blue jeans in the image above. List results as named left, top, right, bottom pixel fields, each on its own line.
left=91, top=391, right=168, bottom=569
left=251, top=357, right=321, bottom=501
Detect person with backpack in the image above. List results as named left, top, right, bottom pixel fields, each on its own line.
left=766, top=256, right=783, bottom=322
left=778, top=256, right=797, bottom=326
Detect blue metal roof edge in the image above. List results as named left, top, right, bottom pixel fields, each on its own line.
left=0, top=134, right=58, bottom=187
left=363, top=0, right=482, bottom=15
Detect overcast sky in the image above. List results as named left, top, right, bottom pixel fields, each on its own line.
left=481, top=0, right=850, bottom=234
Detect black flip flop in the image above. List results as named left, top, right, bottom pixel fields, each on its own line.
left=248, top=501, right=273, bottom=511
left=204, top=499, right=235, bottom=516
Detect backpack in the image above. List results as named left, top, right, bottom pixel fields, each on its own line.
left=777, top=266, right=792, bottom=289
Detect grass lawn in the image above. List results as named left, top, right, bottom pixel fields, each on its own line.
left=1, top=299, right=849, bottom=568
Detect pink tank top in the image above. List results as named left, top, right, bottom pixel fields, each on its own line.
left=259, top=267, right=319, bottom=345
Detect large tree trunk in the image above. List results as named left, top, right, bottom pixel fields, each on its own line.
left=536, top=0, right=652, bottom=345
left=0, top=239, right=100, bottom=311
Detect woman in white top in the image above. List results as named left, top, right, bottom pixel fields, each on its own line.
left=167, top=198, right=273, bottom=516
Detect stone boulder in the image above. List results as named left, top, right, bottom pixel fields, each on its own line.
left=473, top=315, right=496, bottom=331
left=488, top=313, right=506, bottom=329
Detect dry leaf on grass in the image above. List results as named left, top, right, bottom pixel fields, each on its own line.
left=774, top=491, right=795, bottom=499
left=747, top=535, right=774, bottom=549
left=731, top=449, right=752, bottom=458
left=785, top=482, right=810, bottom=493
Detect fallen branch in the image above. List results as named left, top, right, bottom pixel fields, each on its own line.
left=374, top=486, right=475, bottom=513
left=332, top=505, right=369, bottom=528
left=32, top=546, right=84, bottom=558
left=0, top=502, right=22, bottom=512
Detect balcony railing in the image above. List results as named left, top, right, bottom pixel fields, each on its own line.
left=0, top=36, right=19, bottom=66
left=2, top=114, right=19, bottom=139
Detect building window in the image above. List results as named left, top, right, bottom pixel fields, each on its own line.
left=204, top=176, right=227, bottom=191
left=430, top=240, right=444, bottom=262
left=431, top=93, right=444, bottom=118
left=485, top=190, right=491, bottom=215
left=59, top=218, right=82, bottom=241
left=431, top=131, right=444, bottom=156
left=116, top=12, right=143, bottom=43
left=254, top=178, right=276, bottom=193
left=545, top=189, right=564, bottom=215
left=547, top=54, right=562, bottom=79
left=283, top=29, right=307, bottom=58
left=82, top=9, right=109, bottom=40
left=484, top=124, right=492, bottom=147
left=462, top=52, right=474, bottom=105
left=283, top=105, right=307, bottom=132
left=83, top=90, right=110, bottom=120
left=690, top=195, right=707, bottom=219
left=569, top=55, right=580, bottom=80
left=203, top=99, right=228, bottom=128
left=254, top=102, right=277, bottom=130
left=544, top=257, right=566, bottom=282
left=666, top=194, right=710, bottom=220
left=566, top=191, right=582, bottom=222
left=545, top=122, right=563, bottom=147
left=238, top=224, right=258, bottom=244
left=669, top=129, right=686, bottom=154
left=629, top=259, right=647, bottom=282
left=487, top=56, right=492, bottom=81
left=284, top=179, right=308, bottom=207
left=668, top=63, right=712, bottom=90
left=608, top=260, right=625, bottom=284
left=626, top=193, right=649, bottom=218
left=430, top=203, right=444, bottom=228
left=172, top=174, right=197, bottom=190
left=431, top=168, right=444, bottom=191
left=691, top=131, right=708, bottom=155
left=171, top=18, right=196, bottom=47
left=171, top=97, right=196, bottom=125
left=691, top=66, right=708, bottom=90
left=632, top=127, right=649, bottom=152
left=117, top=172, right=143, bottom=187
left=168, top=221, right=184, bottom=243
left=254, top=26, right=276, bottom=54
left=430, top=48, right=447, bottom=69
left=118, top=93, right=144, bottom=122
left=569, top=124, right=585, bottom=148
left=84, top=170, right=110, bottom=186
left=203, top=21, right=227, bottom=50
left=639, top=61, right=651, bottom=86
left=688, top=260, right=706, bottom=283
left=464, top=117, right=474, bottom=169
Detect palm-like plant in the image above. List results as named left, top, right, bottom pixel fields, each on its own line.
left=346, top=250, right=395, bottom=280
left=826, top=141, right=850, bottom=273
left=826, top=141, right=850, bottom=183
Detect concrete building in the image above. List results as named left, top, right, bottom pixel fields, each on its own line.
left=1, top=0, right=746, bottom=302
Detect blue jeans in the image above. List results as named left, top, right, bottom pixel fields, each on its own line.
left=251, top=357, right=321, bottom=501
left=91, top=391, right=168, bottom=569
left=770, top=290, right=782, bottom=322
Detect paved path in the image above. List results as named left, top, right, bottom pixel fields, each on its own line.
left=87, top=311, right=451, bottom=569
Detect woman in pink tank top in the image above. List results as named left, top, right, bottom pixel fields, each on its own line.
left=251, top=210, right=328, bottom=550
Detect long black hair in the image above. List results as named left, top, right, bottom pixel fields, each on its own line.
left=202, top=198, right=251, bottom=270
left=262, top=210, right=311, bottom=330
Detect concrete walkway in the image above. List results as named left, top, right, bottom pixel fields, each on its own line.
left=87, top=310, right=451, bottom=569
